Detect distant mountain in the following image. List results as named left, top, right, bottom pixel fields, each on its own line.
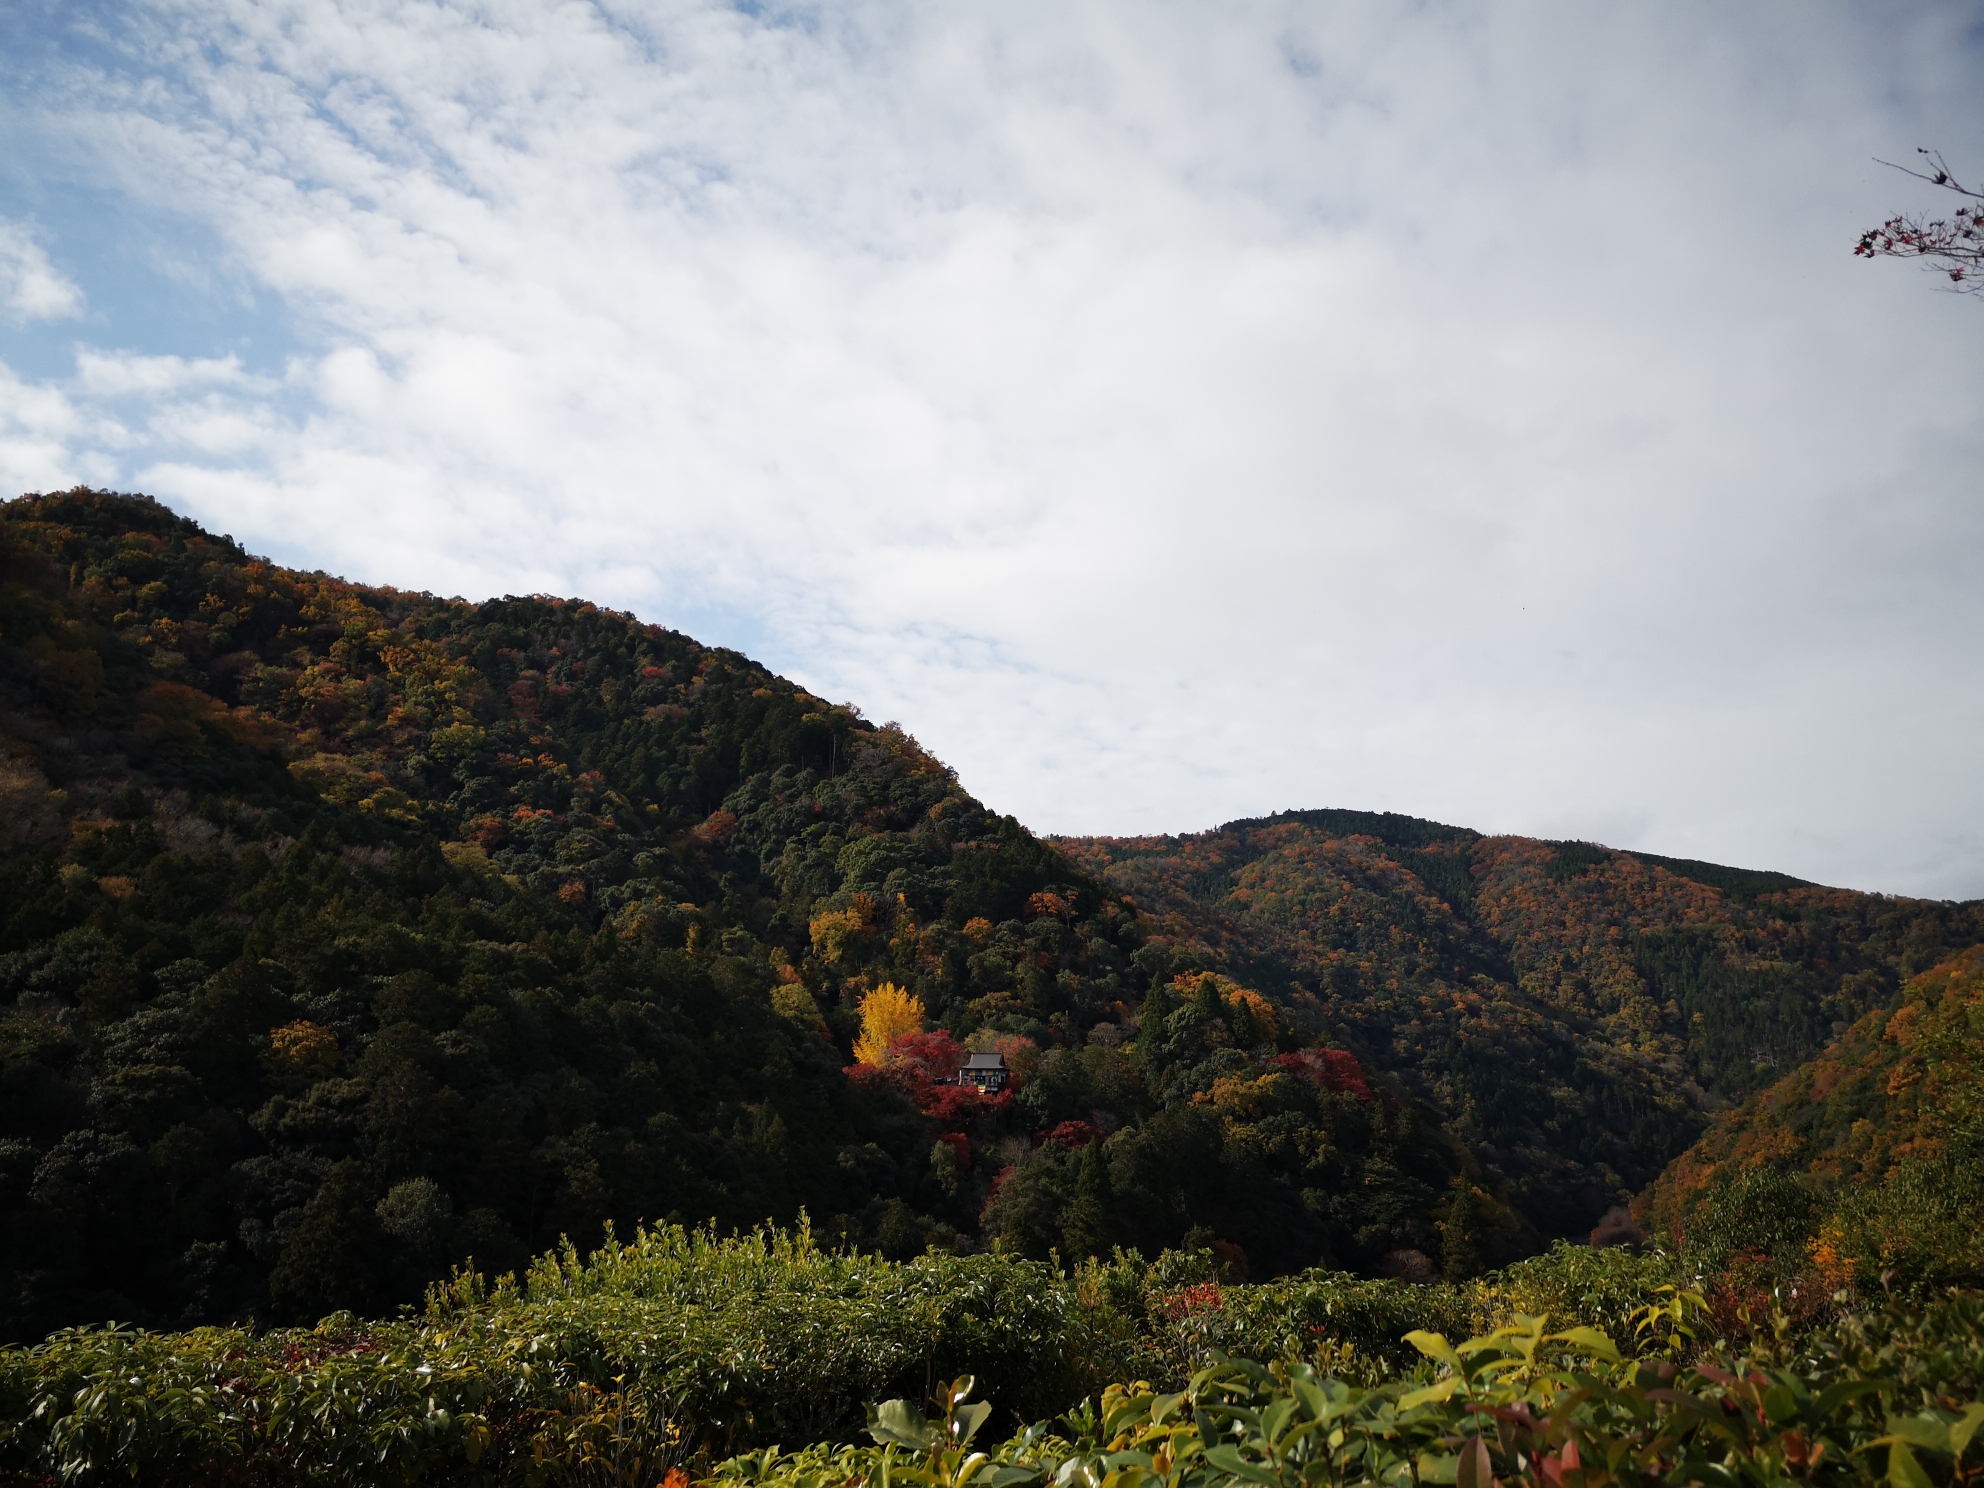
left=1059, top=812, right=1984, bottom=1238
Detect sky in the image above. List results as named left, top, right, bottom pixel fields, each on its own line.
left=1, top=1, right=1981, bottom=898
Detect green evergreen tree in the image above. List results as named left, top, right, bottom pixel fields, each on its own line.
left=1440, top=1179, right=1483, bottom=1282
left=269, top=1160, right=387, bottom=1320
left=1061, top=1142, right=1113, bottom=1260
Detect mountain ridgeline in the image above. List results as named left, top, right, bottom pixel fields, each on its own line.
left=1058, top=813, right=1983, bottom=1241
left=1, top=489, right=1979, bottom=1341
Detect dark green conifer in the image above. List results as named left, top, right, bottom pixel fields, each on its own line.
left=1061, top=1141, right=1113, bottom=1260
left=1440, top=1179, right=1483, bottom=1283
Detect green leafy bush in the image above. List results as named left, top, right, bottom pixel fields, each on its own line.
left=471, top=1220, right=1132, bottom=1446
left=1483, top=1240, right=1691, bottom=1345
left=0, top=1229, right=1709, bottom=1485
left=0, top=1222, right=1140, bottom=1484
left=723, top=1307, right=1984, bottom=1488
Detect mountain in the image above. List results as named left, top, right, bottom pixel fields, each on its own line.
left=1636, top=945, right=1984, bottom=1289
left=3, top=489, right=1977, bottom=1342
left=0, top=490, right=1466, bottom=1338
left=1059, top=812, right=1984, bottom=1238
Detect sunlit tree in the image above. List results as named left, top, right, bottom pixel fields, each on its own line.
left=852, top=983, right=925, bottom=1066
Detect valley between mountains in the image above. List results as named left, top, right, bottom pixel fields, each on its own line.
left=3, top=488, right=1980, bottom=1341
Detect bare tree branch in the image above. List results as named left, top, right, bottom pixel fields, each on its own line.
left=1854, top=148, right=1984, bottom=297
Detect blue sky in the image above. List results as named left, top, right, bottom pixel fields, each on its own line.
left=3, top=0, right=1983, bottom=896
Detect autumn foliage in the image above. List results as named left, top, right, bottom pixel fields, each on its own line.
left=1061, top=813, right=1981, bottom=1244
left=847, top=1027, right=1010, bottom=1138
left=851, top=983, right=926, bottom=1066
left=1639, top=946, right=1984, bottom=1291
left=1, top=489, right=1979, bottom=1344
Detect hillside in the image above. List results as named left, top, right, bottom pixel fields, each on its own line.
left=4, top=489, right=1978, bottom=1344
left=1059, top=812, right=1984, bottom=1237
left=0, top=490, right=1466, bottom=1339
left=1637, top=945, right=1984, bottom=1288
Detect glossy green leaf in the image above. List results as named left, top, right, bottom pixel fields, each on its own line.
left=1889, top=1441, right=1935, bottom=1488
left=1204, top=1443, right=1283, bottom=1486
left=1949, top=1403, right=1984, bottom=1460
left=1405, top=1332, right=1462, bottom=1370
left=1399, top=1378, right=1462, bottom=1411
left=1545, top=1328, right=1621, bottom=1365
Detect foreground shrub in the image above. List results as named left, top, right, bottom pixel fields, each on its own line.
left=1484, top=1239, right=1690, bottom=1343
left=721, top=1306, right=1984, bottom=1488
left=1139, top=1267, right=1478, bottom=1383
left=0, top=1231, right=1733, bottom=1484
left=0, top=1221, right=1134, bottom=1484
left=480, top=1219, right=1124, bottom=1444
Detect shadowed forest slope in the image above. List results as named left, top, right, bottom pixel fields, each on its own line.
left=1637, top=945, right=1984, bottom=1290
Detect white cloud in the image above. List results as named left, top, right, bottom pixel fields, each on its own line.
left=5, top=0, right=1984, bottom=895
left=0, top=361, right=115, bottom=493
left=0, top=220, right=84, bottom=322
left=74, top=349, right=249, bottom=397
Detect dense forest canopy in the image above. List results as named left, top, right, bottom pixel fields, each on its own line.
left=1, top=489, right=1978, bottom=1342
left=1639, top=945, right=1984, bottom=1291
left=1059, top=816, right=1984, bottom=1239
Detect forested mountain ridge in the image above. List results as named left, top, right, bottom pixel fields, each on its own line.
left=1058, top=812, right=1984, bottom=1238
left=3, top=489, right=1978, bottom=1345
left=0, top=490, right=1471, bottom=1340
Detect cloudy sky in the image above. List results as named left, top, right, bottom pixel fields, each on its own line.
left=2, top=1, right=1981, bottom=897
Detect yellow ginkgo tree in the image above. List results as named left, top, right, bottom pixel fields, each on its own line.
left=852, top=983, right=925, bottom=1066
